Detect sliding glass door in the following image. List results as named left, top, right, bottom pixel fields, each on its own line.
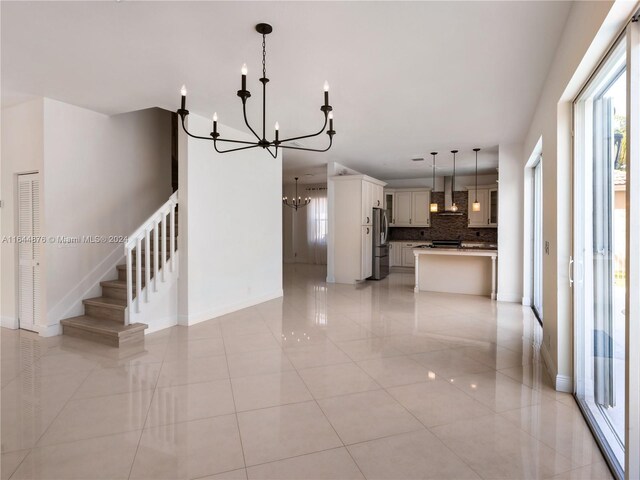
left=574, top=39, right=627, bottom=477
left=532, top=157, right=543, bottom=323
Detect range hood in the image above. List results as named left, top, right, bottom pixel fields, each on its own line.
left=439, top=176, right=464, bottom=216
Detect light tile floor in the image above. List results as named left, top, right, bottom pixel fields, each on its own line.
left=1, top=265, right=612, bottom=479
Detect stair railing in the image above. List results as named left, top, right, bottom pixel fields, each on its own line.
left=124, top=191, right=178, bottom=324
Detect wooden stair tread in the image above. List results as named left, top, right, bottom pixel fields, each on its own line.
left=61, top=315, right=147, bottom=338
left=100, top=280, right=127, bottom=289
left=83, top=296, right=127, bottom=309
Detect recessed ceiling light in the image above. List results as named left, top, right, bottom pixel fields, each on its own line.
left=305, top=173, right=313, bottom=177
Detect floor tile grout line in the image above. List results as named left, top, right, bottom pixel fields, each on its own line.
left=220, top=331, right=249, bottom=473
left=126, top=335, right=170, bottom=480
left=21, top=357, right=99, bottom=452
left=258, top=308, right=371, bottom=480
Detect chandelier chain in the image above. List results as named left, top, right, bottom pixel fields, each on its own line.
left=262, top=34, right=267, bottom=79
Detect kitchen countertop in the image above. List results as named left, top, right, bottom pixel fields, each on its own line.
left=390, top=240, right=497, bottom=250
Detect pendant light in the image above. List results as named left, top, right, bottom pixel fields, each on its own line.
left=472, top=148, right=481, bottom=212
left=450, top=150, right=459, bottom=212
left=282, top=177, right=311, bottom=211
left=429, top=152, right=438, bottom=212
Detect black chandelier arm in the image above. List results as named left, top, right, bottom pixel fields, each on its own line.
left=266, top=146, right=278, bottom=159
left=278, top=112, right=328, bottom=144
left=241, top=101, right=262, bottom=142
left=179, top=115, right=214, bottom=141
left=216, top=137, right=259, bottom=146
left=180, top=113, right=261, bottom=146
left=213, top=141, right=261, bottom=154
left=278, top=136, right=333, bottom=153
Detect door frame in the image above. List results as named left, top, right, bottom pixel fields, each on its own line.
left=15, top=170, right=42, bottom=333
left=522, top=137, right=542, bottom=313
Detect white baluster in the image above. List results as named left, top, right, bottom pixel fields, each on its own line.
left=125, top=248, right=132, bottom=326
left=153, top=218, right=159, bottom=292
left=145, top=228, right=151, bottom=303
left=170, top=203, right=176, bottom=272
left=161, top=212, right=167, bottom=282
left=136, top=237, right=142, bottom=313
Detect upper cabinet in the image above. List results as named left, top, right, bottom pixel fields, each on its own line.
left=467, top=186, right=498, bottom=228
left=386, top=189, right=431, bottom=227
left=361, top=180, right=384, bottom=225
left=384, top=192, right=395, bottom=225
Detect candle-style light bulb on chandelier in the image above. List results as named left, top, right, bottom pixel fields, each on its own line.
left=450, top=150, right=459, bottom=212
left=429, top=152, right=439, bottom=213
left=472, top=148, right=481, bottom=212
left=177, top=23, right=336, bottom=158
left=283, top=177, right=311, bottom=211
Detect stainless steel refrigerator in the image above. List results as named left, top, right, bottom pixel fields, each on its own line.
left=371, top=207, right=389, bottom=280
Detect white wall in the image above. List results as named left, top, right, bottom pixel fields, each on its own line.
left=43, top=101, right=172, bottom=332
left=1, top=98, right=172, bottom=335
left=178, top=113, right=282, bottom=325
left=1, top=98, right=44, bottom=329
left=497, top=144, right=523, bottom=303
left=521, top=0, right=633, bottom=390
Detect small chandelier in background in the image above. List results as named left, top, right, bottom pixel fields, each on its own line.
left=450, top=150, right=459, bottom=212
left=177, top=23, right=336, bottom=158
left=283, top=177, right=311, bottom=211
left=472, top=148, right=481, bottom=212
left=429, top=152, right=439, bottom=213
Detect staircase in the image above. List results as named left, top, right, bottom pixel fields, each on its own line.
left=61, top=193, right=179, bottom=347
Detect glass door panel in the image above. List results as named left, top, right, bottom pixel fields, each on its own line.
left=532, top=158, right=543, bottom=323
left=574, top=40, right=626, bottom=477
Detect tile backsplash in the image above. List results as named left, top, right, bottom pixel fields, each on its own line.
left=388, top=191, right=498, bottom=243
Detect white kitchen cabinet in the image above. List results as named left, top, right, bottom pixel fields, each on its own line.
left=488, top=188, right=498, bottom=226
left=412, top=191, right=431, bottom=226
left=331, top=174, right=387, bottom=283
left=373, top=184, right=384, bottom=209
left=467, top=186, right=498, bottom=228
left=402, top=243, right=417, bottom=267
left=394, top=192, right=413, bottom=226
left=393, top=190, right=431, bottom=227
left=384, top=191, right=395, bottom=225
left=361, top=226, right=372, bottom=279
left=389, top=241, right=403, bottom=267
left=362, top=181, right=373, bottom=225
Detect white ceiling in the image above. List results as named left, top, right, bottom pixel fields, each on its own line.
left=1, top=1, right=572, bottom=180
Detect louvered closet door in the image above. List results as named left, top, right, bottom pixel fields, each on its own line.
left=17, top=174, right=41, bottom=332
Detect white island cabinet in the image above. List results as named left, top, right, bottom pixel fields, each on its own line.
left=413, top=248, right=498, bottom=299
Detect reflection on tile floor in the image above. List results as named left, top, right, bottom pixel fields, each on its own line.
left=1, top=264, right=612, bottom=479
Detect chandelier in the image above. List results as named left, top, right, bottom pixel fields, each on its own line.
left=283, top=177, right=311, bottom=211
left=177, top=23, right=336, bottom=158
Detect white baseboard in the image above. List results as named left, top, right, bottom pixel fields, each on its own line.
left=183, top=289, right=284, bottom=326
left=541, top=342, right=573, bottom=393
left=47, top=246, right=124, bottom=323
left=37, top=323, right=62, bottom=337
left=145, top=315, right=178, bottom=334
left=555, top=375, right=573, bottom=393
left=497, top=293, right=522, bottom=303
left=522, top=297, right=532, bottom=307
left=1, top=316, right=19, bottom=329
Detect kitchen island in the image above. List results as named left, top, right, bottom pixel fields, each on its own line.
left=413, top=247, right=498, bottom=299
